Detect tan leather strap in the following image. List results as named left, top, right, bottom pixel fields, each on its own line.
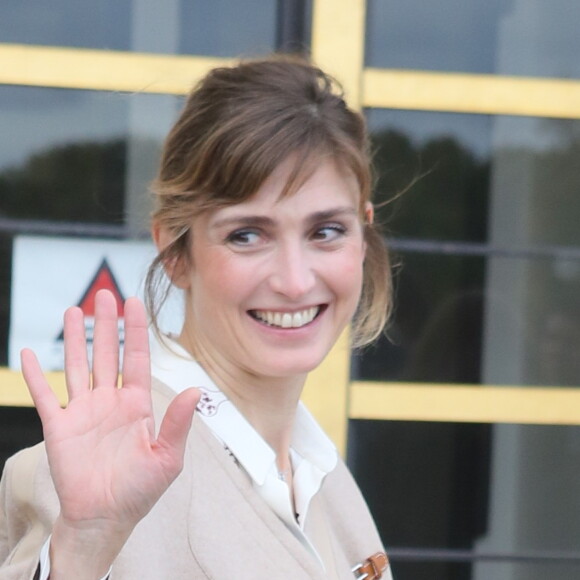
left=351, top=552, right=389, bottom=580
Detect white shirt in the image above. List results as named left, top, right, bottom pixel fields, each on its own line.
left=39, top=334, right=337, bottom=578
left=150, top=334, right=338, bottom=567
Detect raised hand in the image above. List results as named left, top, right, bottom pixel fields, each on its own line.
left=21, top=290, right=199, bottom=578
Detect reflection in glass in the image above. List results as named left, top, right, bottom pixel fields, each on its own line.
left=180, top=0, right=277, bottom=57
left=362, top=109, right=580, bottom=388
left=368, top=108, right=491, bottom=242
left=0, top=0, right=131, bottom=50
left=353, top=253, right=486, bottom=384
left=0, top=0, right=277, bottom=57
left=390, top=559, right=580, bottom=580
left=484, top=114, right=580, bottom=389
left=481, top=109, right=580, bottom=580
left=354, top=252, right=580, bottom=388
left=0, top=236, right=11, bottom=367
left=0, top=407, right=43, bottom=472
left=0, top=87, right=183, bottom=226
left=357, top=107, right=580, bottom=579
left=349, top=420, right=580, bottom=580
left=0, top=86, right=130, bottom=224
left=365, top=0, right=580, bottom=79
left=475, top=423, right=580, bottom=580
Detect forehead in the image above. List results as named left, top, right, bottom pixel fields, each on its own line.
left=216, top=158, right=360, bottom=219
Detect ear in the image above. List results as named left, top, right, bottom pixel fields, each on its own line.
left=152, top=222, right=191, bottom=290
left=362, top=202, right=374, bottom=258
left=364, top=202, right=374, bottom=225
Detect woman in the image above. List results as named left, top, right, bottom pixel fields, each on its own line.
left=0, top=55, right=393, bottom=580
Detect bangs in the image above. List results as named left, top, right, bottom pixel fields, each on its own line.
left=191, top=135, right=369, bottom=215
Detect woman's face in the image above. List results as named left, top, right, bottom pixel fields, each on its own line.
left=176, top=158, right=369, bottom=379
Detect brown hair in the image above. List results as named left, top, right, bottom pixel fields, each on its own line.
left=146, top=54, right=391, bottom=347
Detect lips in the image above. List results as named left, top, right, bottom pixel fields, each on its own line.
left=250, top=306, right=320, bottom=328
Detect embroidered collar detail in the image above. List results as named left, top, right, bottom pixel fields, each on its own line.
left=196, top=387, right=227, bottom=417
left=149, top=334, right=338, bottom=486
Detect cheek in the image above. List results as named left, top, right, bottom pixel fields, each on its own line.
left=327, top=245, right=366, bottom=298
left=190, top=251, right=251, bottom=308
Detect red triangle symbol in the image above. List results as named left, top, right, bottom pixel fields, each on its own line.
left=77, top=259, right=125, bottom=317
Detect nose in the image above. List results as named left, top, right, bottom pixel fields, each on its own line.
left=268, top=242, right=316, bottom=300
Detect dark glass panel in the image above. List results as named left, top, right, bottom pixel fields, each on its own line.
left=0, top=407, right=43, bottom=474
left=388, top=560, right=471, bottom=580
left=0, top=0, right=279, bottom=57
left=368, top=109, right=491, bottom=243
left=354, top=253, right=486, bottom=384
left=365, top=0, right=580, bottom=79
left=355, top=251, right=580, bottom=387
left=369, top=111, right=580, bottom=247
left=365, top=109, right=580, bottom=387
left=179, top=0, right=277, bottom=57
left=0, top=0, right=131, bottom=50
left=0, top=236, right=11, bottom=367
left=349, top=420, right=580, bottom=580
left=348, top=420, right=491, bottom=555
left=389, top=559, right=580, bottom=580
left=0, top=85, right=130, bottom=224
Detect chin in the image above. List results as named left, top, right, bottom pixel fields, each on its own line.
left=256, top=350, right=331, bottom=379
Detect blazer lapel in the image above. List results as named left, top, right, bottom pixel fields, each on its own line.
left=185, top=416, right=325, bottom=579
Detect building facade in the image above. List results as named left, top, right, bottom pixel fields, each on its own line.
left=1, top=1, right=580, bottom=578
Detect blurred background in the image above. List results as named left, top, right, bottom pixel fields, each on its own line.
left=1, top=1, right=580, bottom=578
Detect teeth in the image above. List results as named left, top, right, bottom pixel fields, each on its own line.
left=253, top=307, right=319, bottom=328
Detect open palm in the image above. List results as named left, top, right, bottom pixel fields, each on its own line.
left=21, top=290, right=199, bottom=536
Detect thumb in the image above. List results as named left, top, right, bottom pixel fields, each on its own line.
left=156, top=387, right=200, bottom=458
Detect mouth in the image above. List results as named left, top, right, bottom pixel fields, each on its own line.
left=249, top=306, right=323, bottom=329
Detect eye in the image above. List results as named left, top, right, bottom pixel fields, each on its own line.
left=225, top=229, right=261, bottom=247
left=311, top=224, right=347, bottom=242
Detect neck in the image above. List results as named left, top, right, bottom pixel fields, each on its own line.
left=178, top=330, right=306, bottom=462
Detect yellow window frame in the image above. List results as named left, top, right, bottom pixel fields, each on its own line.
left=2, top=0, right=580, bottom=455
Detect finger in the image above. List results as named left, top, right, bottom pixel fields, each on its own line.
left=121, top=297, right=151, bottom=391
left=63, top=306, right=90, bottom=399
left=21, top=349, right=61, bottom=422
left=92, top=289, right=120, bottom=389
left=156, top=388, right=200, bottom=460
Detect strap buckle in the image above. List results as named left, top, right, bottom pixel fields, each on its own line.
left=351, top=562, right=369, bottom=580
left=351, top=552, right=388, bottom=580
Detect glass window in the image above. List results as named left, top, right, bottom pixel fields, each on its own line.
left=0, top=85, right=129, bottom=223
left=356, top=107, right=580, bottom=576
left=360, top=110, right=580, bottom=387
left=0, top=86, right=183, bottom=224
left=388, top=559, right=580, bottom=580
left=365, top=0, right=580, bottom=79
left=354, top=253, right=486, bottom=384
left=354, top=252, right=580, bottom=388
left=369, top=109, right=580, bottom=245
left=0, top=0, right=277, bottom=56
left=0, top=0, right=132, bottom=50
left=179, top=0, right=277, bottom=57
left=0, top=407, right=43, bottom=472
left=0, top=86, right=183, bottom=366
left=348, top=420, right=580, bottom=580
left=0, top=236, right=11, bottom=366
left=368, top=109, right=491, bottom=243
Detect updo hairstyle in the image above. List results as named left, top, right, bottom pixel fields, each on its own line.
left=146, top=54, right=391, bottom=347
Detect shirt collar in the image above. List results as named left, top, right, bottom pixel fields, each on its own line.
left=149, top=334, right=337, bottom=484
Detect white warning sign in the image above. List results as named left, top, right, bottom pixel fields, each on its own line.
left=9, top=236, right=180, bottom=371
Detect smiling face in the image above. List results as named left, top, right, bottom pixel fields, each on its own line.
left=173, top=158, right=369, bottom=380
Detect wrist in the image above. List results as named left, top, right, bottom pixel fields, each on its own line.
left=48, top=516, right=129, bottom=580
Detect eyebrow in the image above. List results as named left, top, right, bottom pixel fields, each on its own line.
left=210, top=206, right=358, bottom=230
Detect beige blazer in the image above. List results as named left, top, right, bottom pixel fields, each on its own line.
left=0, top=380, right=392, bottom=579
